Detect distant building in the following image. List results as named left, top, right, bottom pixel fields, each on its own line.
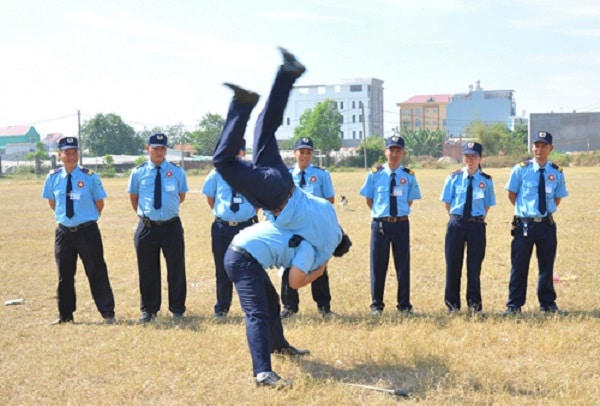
left=397, top=94, right=451, bottom=132
left=276, top=78, right=384, bottom=147
left=446, top=81, right=516, bottom=137
left=0, top=125, right=41, bottom=153
left=530, top=112, right=600, bottom=152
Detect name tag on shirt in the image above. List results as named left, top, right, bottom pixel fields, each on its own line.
left=233, top=197, right=243, bottom=204
left=166, top=184, right=176, bottom=192
left=546, top=186, right=552, bottom=194
left=70, top=192, right=81, bottom=201
left=392, top=186, right=403, bottom=197
left=474, top=190, right=484, bottom=200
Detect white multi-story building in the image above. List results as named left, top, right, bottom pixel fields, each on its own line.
left=276, top=78, right=384, bottom=147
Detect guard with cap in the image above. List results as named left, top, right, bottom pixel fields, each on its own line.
left=440, top=142, right=495, bottom=314
left=128, top=133, right=189, bottom=322
left=503, top=131, right=568, bottom=315
left=42, top=136, right=116, bottom=325
left=360, top=135, right=421, bottom=316
left=202, top=138, right=258, bottom=318
left=280, top=136, right=337, bottom=318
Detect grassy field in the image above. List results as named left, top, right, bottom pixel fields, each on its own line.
left=1, top=166, right=598, bottom=405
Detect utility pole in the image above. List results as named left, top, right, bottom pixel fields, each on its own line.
left=360, top=102, right=368, bottom=170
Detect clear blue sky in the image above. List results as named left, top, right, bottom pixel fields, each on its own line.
left=1, top=0, right=599, bottom=139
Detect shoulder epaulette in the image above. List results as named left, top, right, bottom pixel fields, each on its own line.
left=135, top=162, right=145, bottom=169
left=451, top=169, right=462, bottom=176
left=519, top=160, right=532, bottom=167
left=402, top=167, right=415, bottom=176
left=80, top=167, right=94, bottom=175
left=551, top=162, right=563, bottom=172
left=312, top=165, right=324, bottom=171
left=371, top=164, right=383, bottom=173
left=49, top=167, right=62, bottom=175
left=480, top=171, right=492, bottom=180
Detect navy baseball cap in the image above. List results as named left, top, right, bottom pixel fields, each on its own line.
left=58, top=137, right=79, bottom=150
left=463, top=142, right=483, bottom=156
left=293, top=137, right=313, bottom=150
left=533, top=131, right=553, bottom=145
left=148, top=133, right=168, bottom=147
left=386, top=135, right=405, bottom=149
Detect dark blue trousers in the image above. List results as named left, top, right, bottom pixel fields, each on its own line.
left=369, top=220, right=412, bottom=311
left=211, top=220, right=254, bottom=314
left=224, top=248, right=289, bottom=376
left=281, top=268, right=331, bottom=311
left=212, top=67, right=294, bottom=211
left=134, top=218, right=186, bottom=315
left=444, top=216, right=486, bottom=311
left=507, top=221, right=558, bottom=308
left=54, top=222, right=115, bottom=318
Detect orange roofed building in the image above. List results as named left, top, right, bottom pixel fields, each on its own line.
left=396, top=94, right=451, bottom=133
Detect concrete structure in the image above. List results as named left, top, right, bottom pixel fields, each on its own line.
left=446, top=81, right=516, bottom=137
left=529, top=112, right=600, bottom=152
left=276, top=78, right=384, bottom=147
left=397, top=94, right=451, bottom=133
left=0, top=125, right=41, bottom=152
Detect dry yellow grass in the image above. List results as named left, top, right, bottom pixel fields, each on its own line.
left=1, top=167, right=598, bottom=405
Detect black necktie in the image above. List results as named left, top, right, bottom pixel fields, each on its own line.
left=230, top=188, right=239, bottom=213
left=463, top=175, right=473, bottom=219
left=154, top=166, right=162, bottom=210
left=538, top=167, right=546, bottom=215
left=66, top=173, right=74, bottom=218
left=390, top=173, right=398, bottom=217
left=300, top=171, right=306, bottom=187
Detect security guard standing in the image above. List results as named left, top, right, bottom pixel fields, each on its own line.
left=360, top=135, right=421, bottom=316
left=280, top=137, right=336, bottom=318
left=440, top=142, right=495, bottom=314
left=42, top=136, right=116, bottom=325
left=504, top=131, right=568, bottom=315
left=128, top=133, right=189, bottom=322
left=202, top=139, right=257, bottom=318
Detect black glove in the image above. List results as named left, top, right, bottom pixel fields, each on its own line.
left=333, top=233, right=352, bottom=257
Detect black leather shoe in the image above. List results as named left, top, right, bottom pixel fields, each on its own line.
left=280, top=308, right=298, bottom=318
left=370, top=307, right=383, bottom=317
left=273, top=345, right=310, bottom=357
left=172, top=312, right=184, bottom=320
left=503, top=307, right=521, bottom=316
left=319, top=308, right=337, bottom=318
left=51, top=316, right=73, bottom=325
left=139, top=312, right=157, bottom=323
left=223, top=83, right=260, bottom=105
left=103, top=316, right=116, bottom=325
left=256, top=371, right=292, bottom=389
left=212, top=311, right=227, bottom=319
left=278, top=47, right=306, bottom=77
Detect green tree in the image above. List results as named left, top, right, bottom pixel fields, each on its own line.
left=356, top=135, right=386, bottom=168
left=188, top=113, right=225, bottom=156
left=293, top=99, right=343, bottom=165
left=81, top=113, right=143, bottom=156
left=466, top=121, right=519, bottom=156
left=102, top=154, right=116, bottom=177
left=401, top=128, right=444, bottom=157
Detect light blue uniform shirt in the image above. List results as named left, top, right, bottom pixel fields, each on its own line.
left=264, top=187, right=342, bottom=269
left=42, top=166, right=106, bottom=226
left=128, top=159, right=189, bottom=221
left=290, top=163, right=334, bottom=199
left=202, top=169, right=256, bottom=222
left=359, top=164, right=422, bottom=218
left=440, top=168, right=496, bottom=216
left=505, top=160, right=568, bottom=217
left=232, top=221, right=318, bottom=273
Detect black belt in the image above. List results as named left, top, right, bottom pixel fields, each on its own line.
left=230, top=245, right=255, bottom=261
left=58, top=221, right=96, bottom=232
left=375, top=216, right=409, bottom=223
left=451, top=215, right=485, bottom=223
left=519, top=215, right=553, bottom=223
left=141, top=216, right=179, bottom=227
left=215, top=215, right=258, bottom=227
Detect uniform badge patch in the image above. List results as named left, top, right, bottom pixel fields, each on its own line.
left=400, top=178, right=407, bottom=185
left=310, top=175, right=317, bottom=183
left=548, top=174, right=555, bottom=181
left=478, top=181, right=485, bottom=189
left=77, top=181, right=84, bottom=188
left=166, top=170, right=173, bottom=177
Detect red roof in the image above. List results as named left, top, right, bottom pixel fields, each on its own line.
left=0, top=125, right=32, bottom=136
left=399, top=94, right=452, bottom=104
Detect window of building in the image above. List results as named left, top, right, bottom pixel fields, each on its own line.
left=415, top=108, right=421, bottom=115
left=359, top=130, right=363, bottom=139
left=415, top=119, right=421, bottom=127
left=352, top=101, right=356, bottom=109
left=353, top=131, right=356, bottom=139
left=359, top=114, right=363, bottom=123
left=350, top=85, right=362, bottom=92
left=352, top=115, right=356, bottom=123
left=318, top=86, right=326, bottom=94
left=334, top=85, right=341, bottom=93
left=286, top=117, right=290, bottom=125
left=339, top=101, right=344, bottom=110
